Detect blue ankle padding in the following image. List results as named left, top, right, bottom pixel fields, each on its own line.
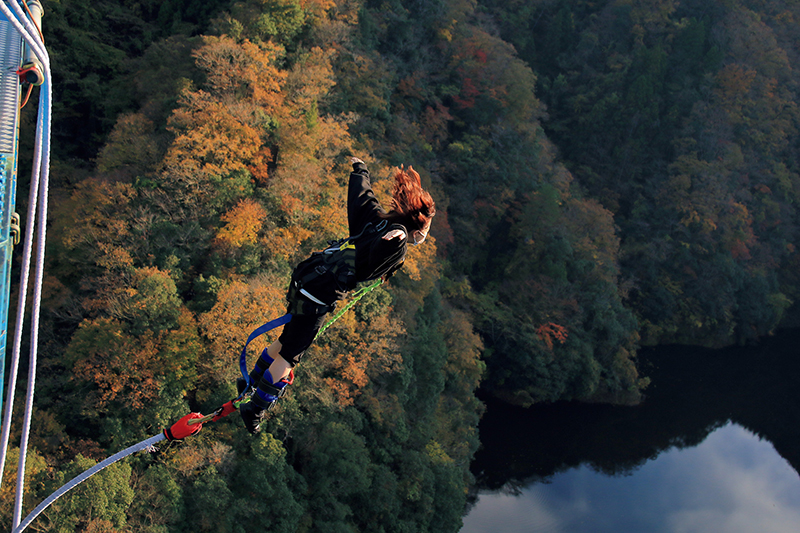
left=254, top=369, right=290, bottom=405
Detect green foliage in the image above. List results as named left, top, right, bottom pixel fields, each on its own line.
left=44, top=455, right=134, bottom=532
left=353, top=283, right=393, bottom=322
left=1, top=448, right=48, bottom=527
left=479, top=0, right=800, bottom=346
left=228, top=434, right=305, bottom=531
left=127, top=464, right=184, bottom=530
left=228, top=0, right=307, bottom=45
left=403, top=290, right=449, bottom=426
left=182, top=466, right=235, bottom=532
left=113, top=267, right=183, bottom=335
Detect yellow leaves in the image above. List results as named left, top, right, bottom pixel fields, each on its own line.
left=192, top=36, right=286, bottom=108
left=216, top=199, right=268, bottom=248
left=679, top=208, right=717, bottom=233
left=562, top=196, right=620, bottom=269
left=314, top=199, right=349, bottom=239
left=267, top=160, right=349, bottom=256
left=425, top=441, right=454, bottom=466
left=285, top=47, right=336, bottom=110
left=198, top=275, right=287, bottom=385
left=95, top=242, right=135, bottom=271
left=268, top=226, right=315, bottom=261
left=402, top=234, right=439, bottom=282
left=165, top=90, right=264, bottom=183
left=300, top=0, right=337, bottom=12
left=441, top=308, right=484, bottom=390
left=0, top=447, right=47, bottom=526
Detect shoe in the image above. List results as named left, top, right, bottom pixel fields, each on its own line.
left=239, top=400, right=266, bottom=435
left=236, top=378, right=250, bottom=396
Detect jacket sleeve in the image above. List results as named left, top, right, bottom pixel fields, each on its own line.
left=348, top=162, right=384, bottom=234
left=368, top=231, right=406, bottom=279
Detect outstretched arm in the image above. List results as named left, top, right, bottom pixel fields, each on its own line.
left=347, top=157, right=383, bottom=233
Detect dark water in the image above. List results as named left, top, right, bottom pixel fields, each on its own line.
left=462, top=329, right=800, bottom=532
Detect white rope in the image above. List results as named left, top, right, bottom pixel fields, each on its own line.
left=12, top=433, right=167, bottom=533
left=0, top=1, right=51, bottom=529
left=6, top=1, right=47, bottom=69
left=12, top=84, right=50, bottom=528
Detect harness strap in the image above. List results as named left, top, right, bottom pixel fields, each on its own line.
left=322, top=219, right=388, bottom=252
left=239, top=313, right=292, bottom=387
left=300, top=288, right=327, bottom=305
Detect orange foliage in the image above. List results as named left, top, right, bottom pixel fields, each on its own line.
left=284, top=47, right=336, bottom=109
left=70, top=319, right=161, bottom=409
left=58, top=177, right=135, bottom=266
left=165, top=91, right=265, bottom=183
left=198, top=276, right=288, bottom=383
left=216, top=199, right=268, bottom=248
left=536, top=322, right=568, bottom=350
left=714, top=64, right=756, bottom=107
left=67, top=310, right=201, bottom=410
left=161, top=37, right=288, bottom=208
left=308, top=307, right=405, bottom=418
left=192, top=36, right=286, bottom=108
left=169, top=441, right=234, bottom=478
left=325, top=353, right=369, bottom=407
left=267, top=226, right=315, bottom=261
left=402, top=234, right=439, bottom=282
left=300, top=0, right=337, bottom=12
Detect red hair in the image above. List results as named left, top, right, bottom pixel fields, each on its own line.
left=380, top=166, right=435, bottom=232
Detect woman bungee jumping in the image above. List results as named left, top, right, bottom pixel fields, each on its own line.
left=238, top=157, right=436, bottom=434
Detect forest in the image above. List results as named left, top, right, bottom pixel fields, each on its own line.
left=2, top=0, right=800, bottom=531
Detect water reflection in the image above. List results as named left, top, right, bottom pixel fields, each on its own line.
left=464, top=329, right=800, bottom=532
left=463, top=423, right=800, bottom=532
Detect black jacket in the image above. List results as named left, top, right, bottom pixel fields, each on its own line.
left=348, top=162, right=406, bottom=282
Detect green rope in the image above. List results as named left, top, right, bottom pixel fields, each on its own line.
left=315, top=279, right=383, bottom=340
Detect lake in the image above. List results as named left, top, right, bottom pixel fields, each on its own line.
left=462, top=330, right=800, bottom=532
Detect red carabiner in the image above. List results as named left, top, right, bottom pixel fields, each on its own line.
left=163, top=412, right=205, bottom=441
